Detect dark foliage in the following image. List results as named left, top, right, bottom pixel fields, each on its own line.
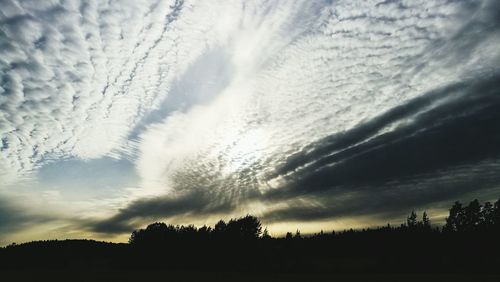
left=443, top=199, right=500, bottom=232
left=1, top=199, right=499, bottom=274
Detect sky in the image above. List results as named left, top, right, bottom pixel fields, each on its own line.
left=1, top=0, right=500, bottom=245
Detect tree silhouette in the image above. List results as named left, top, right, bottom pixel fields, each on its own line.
left=238, top=215, right=262, bottom=239
left=214, top=219, right=227, bottom=233
left=2, top=201, right=500, bottom=274
left=262, top=228, right=271, bottom=239
left=493, top=198, right=500, bottom=228
left=225, top=215, right=262, bottom=240
left=129, top=222, right=176, bottom=245
left=444, top=201, right=464, bottom=232
left=422, top=211, right=431, bottom=229
left=294, top=229, right=302, bottom=239
left=481, top=201, right=494, bottom=229
left=407, top=210, right=417, bottom=228
left=463, top=199, right=482, bottom=231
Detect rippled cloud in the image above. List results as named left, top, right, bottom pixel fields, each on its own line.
left=1, top=0, right=500, bottom=240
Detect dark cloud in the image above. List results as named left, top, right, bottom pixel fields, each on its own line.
left=262, top=162, right=500, bottom=223
left=0, top=198, right=53, bottom=236
left=272, top=74, right=500, bottom=194
left=91, top=190, right=235, bottom=234
left=260, top=74, right=500, bottom=221
left=90, top=73, right=500, bottom=233
left=0, top=199, right=23, bottom=233
left=268, top=81, right=466, bottom=180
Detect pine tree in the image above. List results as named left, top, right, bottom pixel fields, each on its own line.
left=407, top=210, right=417, bottom=228
left=422, top=211, right=431, bottom=229
left=481, top=202, right=494, bottom=228
left=294, top=229, right=301, bottom=239
left=493, top=198, right=500, bottom=230
left=262, top=227, right=271, bottom=239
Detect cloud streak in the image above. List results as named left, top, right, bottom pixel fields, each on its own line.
left=1, top=0, right=500, bottom=238
left=92, top=72, right=500, bottom=232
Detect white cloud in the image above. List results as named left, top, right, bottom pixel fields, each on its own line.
left=0, top=0, right=228, bottom=183
left=135, top=0, right=500, bottom=199
left=1, top=0, right=500, bottom=240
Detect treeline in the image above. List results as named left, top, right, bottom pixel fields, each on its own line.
left=128, top=198, right=500, bottom=245
left=444, top=199, right=500, bottom=232
left=1, top=199, right=499, bottom=273
left=128, top=215, right=262, bottom=245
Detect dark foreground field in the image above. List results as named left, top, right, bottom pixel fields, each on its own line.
left=1, top=200, right=499, bottom=281
left=1, top=229, right=499, bottom=281
left=2, top=271, right=500, bottom=282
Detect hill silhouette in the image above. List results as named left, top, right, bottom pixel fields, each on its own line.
left=1, top=199, right=499, bottom=277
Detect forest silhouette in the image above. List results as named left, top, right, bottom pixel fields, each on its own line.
left=1, top=198, right=499, bottom=274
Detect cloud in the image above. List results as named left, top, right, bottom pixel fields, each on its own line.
left=91, top=73, right=500, bottom=232
left=0, top=196, right=54, bottom=239
left=0, top=198, right=26, bottom=233
left=2, top=0, right=500, bottom=238
left=124, top=0, right=500, bottom=217
left=90, top=190, right=234, bottom=234
left=270, top=74, right=500, bottom=190
left=262, top=161, right=500, bottom=223
left=0, top=0, right=236, bottom=183
left=260, top=74, right=500, bottom=222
